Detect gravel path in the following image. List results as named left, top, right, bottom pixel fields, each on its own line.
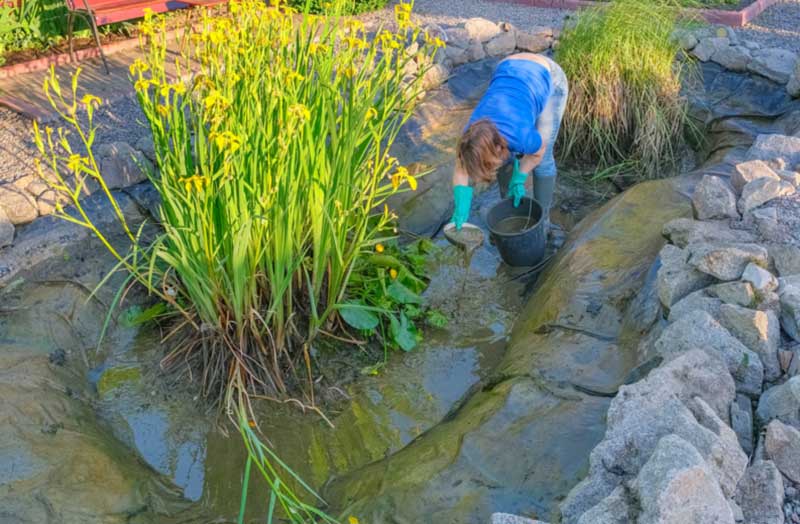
left=738, top=0, right=800, bottom=53
left=0, top=95, right=150, bottom=186
left=361, top=0, right=569, bottom=33
left=0, top=108, right=38, bottom=185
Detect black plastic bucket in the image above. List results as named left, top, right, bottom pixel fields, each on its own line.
left=487, top=197, right=545, bottom=267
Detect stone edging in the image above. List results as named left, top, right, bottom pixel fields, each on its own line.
left=0, top=18, right=556, bottom=252
left=492, top=0, right=783, bottom=27
left=496, top=136, right=800, bottom=523
left=678, top=25, right=800, bottom=98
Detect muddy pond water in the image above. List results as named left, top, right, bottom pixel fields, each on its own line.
left=0, top=199, right=531, bottom=522
left=0, top=169, right=691, bottom=524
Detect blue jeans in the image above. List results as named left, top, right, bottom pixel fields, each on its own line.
left=532, top=57, right=568, bottom=218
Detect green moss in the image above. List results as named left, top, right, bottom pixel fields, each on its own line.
left=97, top=366, right=142, bottom=396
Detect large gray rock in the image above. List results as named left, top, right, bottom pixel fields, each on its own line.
left=692, top=37, right=730, bottom=62
left=560, top=351, right=743, bottom=522
left=97, top=142, right=152, bottom=190
left=732, top=160, right=781, bottom=194
left=747, top=48, right=798, bottom=84
left=134, top=135, right=156, bottom=163
left=423, top=63, right=450, bottom=90
left=576, top=486, right=634, bottom=524
left=444, top=42, right=470, bottom=66
left=688, top=242, right=769, bottom=281
left=692, top=175, right=739, bottom=219
left=515, top=30, right=551, bottom=53
left=738, top=177, right=795, bottom=214
left=642, top=349, right=737, bottom=419
left=764, top=420, right=800, bottom=482
left=708, top=281, right=756, bottom=307
left=781, top=286, right=800, bottom=341
left=731, top=394, right=754, bottom=455
left=735, top=460, right=785, bottom=524
left=0, top=185, right=38, bottom=224
left=485, top=31, right=516, bottom=57
left=750, top=206, right=782, bottom=240
left=667, top=289, right=722, bottom=322
left=757, top=376, right=800, bottom=427
left=742, top=263, right=779, bottom=293
left=654, top=312, right=764, bottom=397
left=777, top=169, right=800, bottom=187
left=36, top=189, right=59, bottom=216
left=662, top=218, right=758, bottom=248
left=658, top=244, right=715, bottom=307
left=673, top=28, right=698, bottom=51
left=788, top=56, right=800, bottom=97
left=719, top=304, right=781, bottom=381
left=634, top=434, right=735, bottom=524
left=746, top=134, right=800, bottom=168
left=780, top=276, right=800, bottom=294
left=465, top=39, right=487, bottom=62
left=712, top=44, right=752, bottom=73
left=772, top=245, right=800, bottom=276
left=0, top=206, right=13, bottom=248
left=464, top=18, right=502, bottom=43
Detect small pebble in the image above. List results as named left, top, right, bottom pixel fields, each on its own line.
left=787, top=486, right=798, bottom=498
left=48, top=348, right=67, bottom=366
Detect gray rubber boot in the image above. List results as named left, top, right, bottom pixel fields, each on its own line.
left=533, top=174, right=556, bottom=231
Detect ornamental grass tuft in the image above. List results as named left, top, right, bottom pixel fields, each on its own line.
left=554, top=0, right=694, bottom=180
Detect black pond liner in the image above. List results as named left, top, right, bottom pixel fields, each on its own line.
left=487, top=196, right=546, bottom=267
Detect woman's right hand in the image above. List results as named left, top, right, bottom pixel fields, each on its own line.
left=451, top=185, right=473, bottom=230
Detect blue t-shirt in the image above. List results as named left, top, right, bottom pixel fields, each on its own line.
left=466, top=59, right=552, bottom=156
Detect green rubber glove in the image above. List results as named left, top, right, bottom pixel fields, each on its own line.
left=451, top=185, right=473, bottom=230
left=508, top=158, right=528, bottom=208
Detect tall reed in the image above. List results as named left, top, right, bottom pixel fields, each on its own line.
left=554, top=0, right=692, bottom=179
left=35, top=0, right=440, bottom=405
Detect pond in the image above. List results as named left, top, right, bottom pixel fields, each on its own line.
left=3, top=59, right=799, bottom=524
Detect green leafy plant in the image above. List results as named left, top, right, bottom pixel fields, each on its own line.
left=555, top=0, right=694, bottom=180
left=341, top=238, right=447, bottom=353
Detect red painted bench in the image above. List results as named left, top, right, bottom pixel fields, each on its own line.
left=65, top=0, right=226, bottom=73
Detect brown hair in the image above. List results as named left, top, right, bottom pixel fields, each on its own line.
left=457, top=119, right=508, bottom=183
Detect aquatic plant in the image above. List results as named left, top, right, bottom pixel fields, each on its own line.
left=34, top=2, right=442, bottom=520
left=343, top=238, right=447, bottom=355
left=554, top=0, right=693, bottom=179
left=36, top=0, right=441, bottom=400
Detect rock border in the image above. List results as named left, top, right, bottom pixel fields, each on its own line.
left=678, top=25, right=800, bottom=98
left=496, top=135, right=800, bottom=523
